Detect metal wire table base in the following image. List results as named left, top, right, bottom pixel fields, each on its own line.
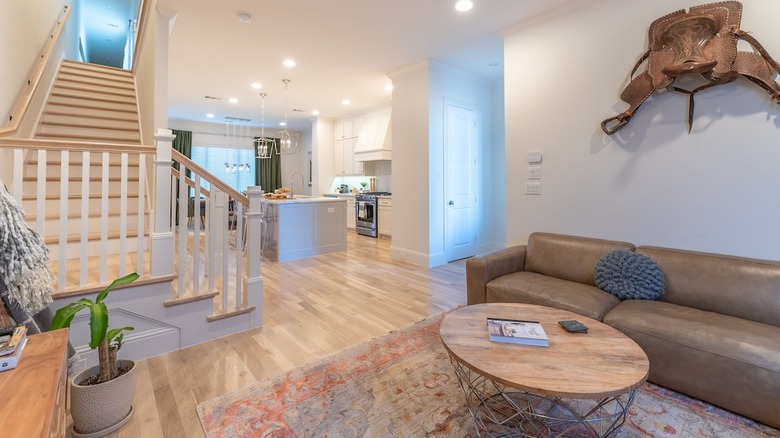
left=449, top=357, right=636, bottom=438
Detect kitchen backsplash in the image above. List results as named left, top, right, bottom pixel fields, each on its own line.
left=329, top=161, right=392, bottom=194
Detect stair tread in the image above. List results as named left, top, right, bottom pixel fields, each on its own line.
left=50, top=88, right=137, bottom=104
left=23, top=193, right=139, bottom=201
left=54, top=81, right=136, bottom=98
left=44, top=229, right=148, bottom=245
left=43, top=104, right=138, bottom=121
left=26, top=209, right=142, bottom=221
left=46, top=95, right=137, bottom=112
left=56, top=72, right=135, bottom=88
left=40, top=114, right=139, bottom=131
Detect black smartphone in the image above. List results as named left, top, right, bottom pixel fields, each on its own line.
left=558, top=320, right=589, bottom=333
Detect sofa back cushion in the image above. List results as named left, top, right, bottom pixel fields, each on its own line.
left=524, top=233, right=635, bottom=286
left=637, top=246, right=780, bottom=327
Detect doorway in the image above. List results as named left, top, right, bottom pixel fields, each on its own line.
left=444, top=101, right=477, bottom=262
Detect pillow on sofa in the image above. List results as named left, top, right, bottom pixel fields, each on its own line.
left=594, top=250, right=665, bottom=300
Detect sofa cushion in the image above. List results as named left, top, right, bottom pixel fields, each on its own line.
left=524, top=232, right=635, bottom=286
left=486, top=271, right=620, bottom=320
left=594, top=250, right=665, bottom=300
left=637, top=246, right=780, bottom=327
left=604, top=300, right=780, bottom=428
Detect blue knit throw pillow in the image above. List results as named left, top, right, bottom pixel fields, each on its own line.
left=594, top=250, right=665, bottom=300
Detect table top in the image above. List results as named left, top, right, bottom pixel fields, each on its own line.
left=440, top=303, right=649, bottom=398
left=0, top=329, right=69, bottom=437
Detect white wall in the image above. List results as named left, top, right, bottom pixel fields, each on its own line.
left=0, top=0, right=65, bottom=124
left=503, top=0, right=780, bottom=259
left=390, top=60, right=501, bottom=266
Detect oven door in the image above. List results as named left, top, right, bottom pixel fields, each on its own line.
left=356, top=200, right=376, bottom=226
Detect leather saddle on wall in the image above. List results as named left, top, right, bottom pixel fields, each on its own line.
left=601, top=1, right=780, bottom=135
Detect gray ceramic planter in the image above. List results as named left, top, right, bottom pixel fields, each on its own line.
left=70, top=359, right=137, bottom=438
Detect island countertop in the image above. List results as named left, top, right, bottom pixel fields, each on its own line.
left=264, top=196, right=346, bottom=204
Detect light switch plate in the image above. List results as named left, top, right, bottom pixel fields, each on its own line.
left=525, top=182, right=542, bottom=195
left=529, top=166, right=541, bottom=180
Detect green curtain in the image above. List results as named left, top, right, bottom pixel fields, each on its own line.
left=171, top=129, right=193, bottom=174
left=255, top=137, right=282, bottom=193
left=172, top=129, right=193, bottom=224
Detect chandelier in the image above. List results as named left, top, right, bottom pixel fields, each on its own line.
left=277, top=79, right=298, bottom=154
left=224, top=162, right=251, bottom=173
left=254, top=92, right=276, bottom=159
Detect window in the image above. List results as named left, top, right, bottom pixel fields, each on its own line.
left=190, top=146, right=255, bottom=193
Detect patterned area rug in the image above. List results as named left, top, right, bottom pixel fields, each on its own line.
left=197, top=313, right=780, bottom=438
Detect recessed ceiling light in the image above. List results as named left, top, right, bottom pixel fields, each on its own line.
left=385, top=84, right=394, bottom=92
left=229, top=97, right=238, bottom=104
left=251, top=82, right=262, bottom=89
left=312, top=110, right=320, bottom=116
left=206, top=113, right=215, bottom=118
left=342, top=99, right=351, bottom=105
left=455, top=0, right=473, bottom=12
left=283, top=59, right=296, bottom=68
left=279, top=122, right=287, bottom=127
left=238, top=13, right=252, bottom=23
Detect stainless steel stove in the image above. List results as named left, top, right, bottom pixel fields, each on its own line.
left=355, top=192, right=391, bottom=237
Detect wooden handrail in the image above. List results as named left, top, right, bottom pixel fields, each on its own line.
left=170, top=167, right=210, bottom=197
left=171, top=149, right=249, bottom=206
left=131, top=0, right=149, bottom=74
left=0, top=5, right=70, bottom=138
left=0, top=137, right=155, bottom=154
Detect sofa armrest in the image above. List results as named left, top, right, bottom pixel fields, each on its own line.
left=466, top=245, right=527, bottom=304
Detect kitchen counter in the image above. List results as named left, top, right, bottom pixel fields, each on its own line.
left=266, top=196, right=345, bottom=203
left=262, top=197, right=347, bottom=262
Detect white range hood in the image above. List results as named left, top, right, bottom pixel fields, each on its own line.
left=354, top=110, right=391, bottom=161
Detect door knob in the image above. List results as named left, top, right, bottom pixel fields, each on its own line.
left=448, top=200, right=455, bottom=205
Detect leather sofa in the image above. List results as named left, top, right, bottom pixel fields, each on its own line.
left=466, top=232, right=780, bottom=429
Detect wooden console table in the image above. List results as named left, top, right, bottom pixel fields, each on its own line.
left=0, top=329, right=69, bottom=437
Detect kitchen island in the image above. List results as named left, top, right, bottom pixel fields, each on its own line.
left=262, top=196, right=347, bottom=262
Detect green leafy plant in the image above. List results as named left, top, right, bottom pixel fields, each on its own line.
left=360, top=181, right=368, bottom=189
left=51, top=272, right=139, bottom=383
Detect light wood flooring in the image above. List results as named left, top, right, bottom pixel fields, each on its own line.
left=92, top=233, right=467, bottom=438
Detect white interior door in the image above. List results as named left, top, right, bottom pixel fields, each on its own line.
left=445, top=102, right=477, bottom=262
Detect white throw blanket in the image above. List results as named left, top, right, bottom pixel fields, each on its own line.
left=0, top=182, right=54, bottom=315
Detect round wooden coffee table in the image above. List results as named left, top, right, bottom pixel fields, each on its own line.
left=440, top=303, right=649, bottom=437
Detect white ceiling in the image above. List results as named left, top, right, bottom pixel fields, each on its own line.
left=155, top=0, right=582, bottom=131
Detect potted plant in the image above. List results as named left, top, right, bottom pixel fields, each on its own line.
left=360, top=181, right=368, bottom=192
left=51, top=272, right=139, bottom=438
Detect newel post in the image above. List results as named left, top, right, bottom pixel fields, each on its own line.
left=151, top=128, right=176, bottom=277
left=244, top=186, right=264, bottom=327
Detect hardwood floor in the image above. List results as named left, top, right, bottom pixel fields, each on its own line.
left=96, top=233, right=467, bottom=438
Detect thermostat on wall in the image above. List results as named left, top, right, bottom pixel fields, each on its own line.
left=526, top=150, right=543, bottom=164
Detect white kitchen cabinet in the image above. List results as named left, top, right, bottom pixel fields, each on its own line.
left=334, top=137, right=364, bottom=176
left=378, top=197, right=392, bottom=238
left=339, top=194, right=357, bottom=229
left=335, top=117, right=363, bottom=139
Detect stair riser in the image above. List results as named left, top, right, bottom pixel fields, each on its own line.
left=40, top=114, right=140, bottom=131
left=22, top=197, right=140, bottom=214
left=36, top=124, right=141, bottom=142
left=25, top=164, right=141, bottom=179
left=23, top=179, right=140, bottom=196
left=56, top=73, right=135, bottom=90
left=32, top=215, right=141, bottom=237
left=47, top=236, right=144, bottom=260
left=46, top=95, right=137, bottom=112
left=54, top=80, right=136, bottom=98
left=43, top=104, right=138, bottom=121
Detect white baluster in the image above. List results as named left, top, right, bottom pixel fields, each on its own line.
left=58, top=151, right=69, bottom=290
left=80, top=151, right=90, bottom=286
left=100, top=152, right=109, bottom=284
left=192, top=174, right=201, bottom=295
left=136, top=154, right=145, bottom=277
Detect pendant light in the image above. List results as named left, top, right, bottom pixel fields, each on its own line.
left=277, top=79, right=298, bottom=154
left=255, top=92, right=275, bottom=159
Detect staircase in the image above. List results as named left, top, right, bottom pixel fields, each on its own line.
left=17, top=61, right=148, bottom=290
left=36, top=60, right=141, bottom=143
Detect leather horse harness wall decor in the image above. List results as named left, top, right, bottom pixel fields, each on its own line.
left=601, top=1, right=780, bottom=135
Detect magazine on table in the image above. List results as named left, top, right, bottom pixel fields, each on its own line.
left=487, top=317, right=549, bottom=347
left=0, top=326, right=27, bottom=356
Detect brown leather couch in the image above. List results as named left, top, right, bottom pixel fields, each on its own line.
left=466, top=232, right=780, bottom=429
